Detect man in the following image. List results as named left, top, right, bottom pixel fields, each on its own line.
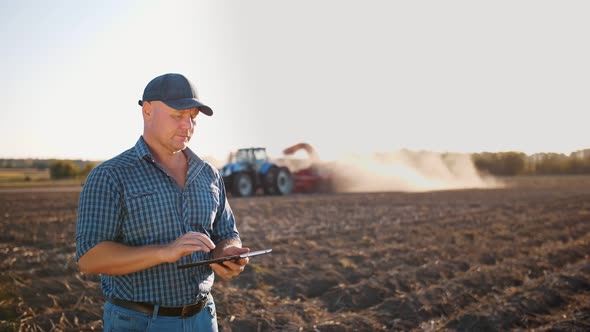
left=76, top=73, right=249, bottom=331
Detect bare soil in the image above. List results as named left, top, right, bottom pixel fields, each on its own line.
left=1, top=176, right=589, bottom=331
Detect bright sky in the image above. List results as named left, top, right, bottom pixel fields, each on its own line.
left=1, top=0, right=589, bottom=162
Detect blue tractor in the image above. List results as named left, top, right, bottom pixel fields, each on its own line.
left=220, top=147, right=294, bottom=197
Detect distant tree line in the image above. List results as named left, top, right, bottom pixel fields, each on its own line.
left=0, top=158, right=99, bottom=180
left=49, top=160, right=97, bottom=179
left=0, top=158, right=54, bottom=169
left=472, top=151, right=590, bottom=176
left=0, top=158, right=95, bottom=169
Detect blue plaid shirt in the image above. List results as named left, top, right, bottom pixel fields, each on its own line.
left=76, top=137, right=239, bottom=306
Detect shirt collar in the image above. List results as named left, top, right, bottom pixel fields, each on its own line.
left=134, top=136, right=152, bottom=160
left=134, top=136, right=203, bottom=164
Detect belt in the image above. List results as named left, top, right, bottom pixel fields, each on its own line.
left=107, top=295, right=208, bottom=318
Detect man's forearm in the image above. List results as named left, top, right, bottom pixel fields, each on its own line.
left=78, top=241, right=167, bottom=275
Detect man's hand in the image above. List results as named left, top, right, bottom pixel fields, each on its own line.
left=159, top=232, right=216, bottom=264
left=211, top=245, right=250, bottom=280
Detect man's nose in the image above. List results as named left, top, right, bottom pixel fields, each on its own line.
left=180, top=116, right=193, bottom=130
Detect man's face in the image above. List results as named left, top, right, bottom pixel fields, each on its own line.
left=144, top=101, right=199, bottom=153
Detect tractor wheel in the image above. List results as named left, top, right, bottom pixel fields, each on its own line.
left=264, top=167, right=293, bottom=195
left=275, top=167, right=294, bottom=195
left=263, top=167, right=279, bottom=195
left=264, top=166, right=294, bottom=195
left=232, top=172, right=254, bottom=197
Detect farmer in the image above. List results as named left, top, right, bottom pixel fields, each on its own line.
left=76, top=73, right=248, bottom=331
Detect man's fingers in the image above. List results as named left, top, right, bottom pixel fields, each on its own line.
left=176, top=241, right=211, bottom=253
left=236, top=257, right=249, bottom=266
left=221, top=259, right=248, bottom=274
left=163, top=232, right=217, bottom=263
left=180, top=243, right=212, bottom=253
left=221, top=257, right=248, bottom=267
left=221, top=260, right=240, bottom=269
left=211, top=262, right=243, bottom=280
left=177, top=232, right=216, bottom=251
left=224, top=247, right=250, bottom=256
left=184, top=232, right=216, bottom=249
left=210, top=263, right=231, bottom=279
left=172, top=232, right=216, bottom=257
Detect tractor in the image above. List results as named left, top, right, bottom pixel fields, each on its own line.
left=220, top=147, right=294, bottom=197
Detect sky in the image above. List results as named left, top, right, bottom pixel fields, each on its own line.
left=1, top=0, right=589, bottom=162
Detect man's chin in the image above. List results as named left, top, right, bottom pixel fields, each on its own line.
left=171, top=140, right=189, bottom=152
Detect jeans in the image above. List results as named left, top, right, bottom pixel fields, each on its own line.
left=103, top=294, right=218, bottom=332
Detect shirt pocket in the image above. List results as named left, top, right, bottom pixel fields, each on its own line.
left=123, top=189, right=177, bottom=245
left=187, top=186, right=220, bottom=235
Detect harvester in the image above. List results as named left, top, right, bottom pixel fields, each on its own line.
left=220, top=147, right=293, bottom=197
left=282, top=143, right=333, bottom=193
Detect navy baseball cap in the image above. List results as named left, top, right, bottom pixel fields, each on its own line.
left=138, top=73, right=213, bottom=116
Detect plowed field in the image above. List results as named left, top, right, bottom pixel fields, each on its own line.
left=1, top=176, right=589, bottom=331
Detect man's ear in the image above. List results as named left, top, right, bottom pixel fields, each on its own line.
left=142, top=101, right=152, bottom=119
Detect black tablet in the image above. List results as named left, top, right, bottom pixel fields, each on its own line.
left=177, top=249, right=272, bottom=269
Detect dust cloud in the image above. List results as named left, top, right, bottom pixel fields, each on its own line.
left=290, top=149, right=502, bottom=193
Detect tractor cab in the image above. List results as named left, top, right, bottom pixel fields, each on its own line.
left=232, top=148, right=268, bottom=172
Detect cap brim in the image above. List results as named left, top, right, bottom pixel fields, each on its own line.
left=163, top=98, right=213, bottom=116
